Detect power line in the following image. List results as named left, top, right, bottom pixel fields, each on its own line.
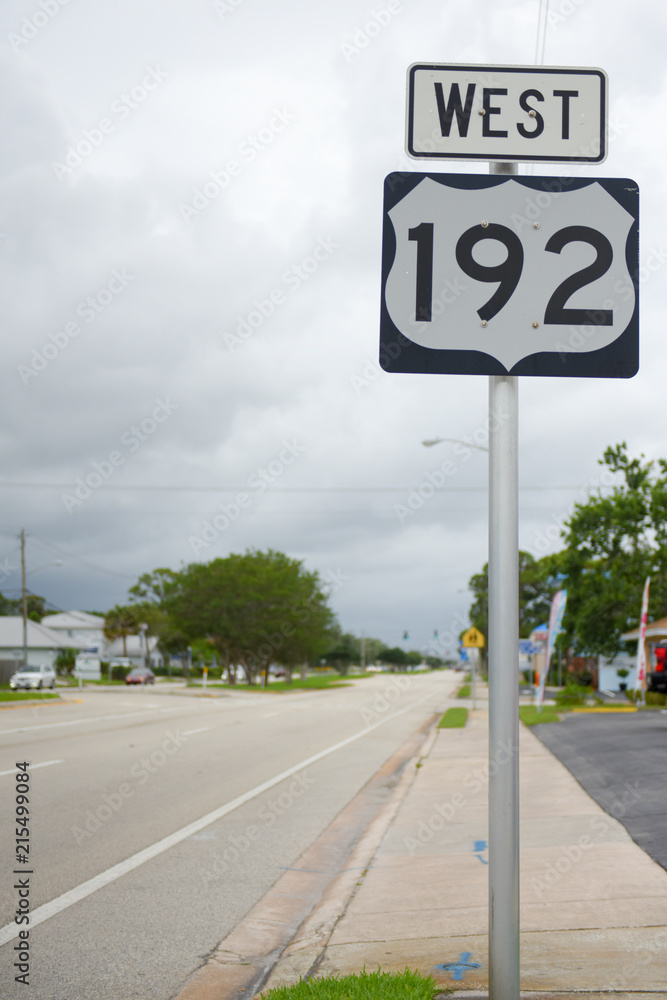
left=534, top=0, right=550, bottom=65
left=0, top=481, right=612, bottom=493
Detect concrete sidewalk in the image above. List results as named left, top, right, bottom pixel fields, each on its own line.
left=259, top=690, right=667, bottom=997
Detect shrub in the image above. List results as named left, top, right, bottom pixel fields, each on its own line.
left=555, top=681, right=592, bottom=707
left=626, top=689, right=667, bottom=707
left=109, top=665, right=131, bottom=681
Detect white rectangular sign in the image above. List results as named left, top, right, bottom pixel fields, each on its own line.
left=407, top=64, right=607, bottom=163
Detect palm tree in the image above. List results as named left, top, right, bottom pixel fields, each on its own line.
left=103, top=604, right=140, bottom=657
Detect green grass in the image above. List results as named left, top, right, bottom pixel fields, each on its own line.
left=260, top=968, right=442, bottom=999
left=519, top=705, right=562, bottom=726
left=439, top=707, right=468, bottom=728
left=456, top=683, right=470, bottom=698
left=0, top=689, right=60, bottom=701
left=190, top=675, right=358, bottom=693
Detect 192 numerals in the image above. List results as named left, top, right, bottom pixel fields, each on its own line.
left=407, top=222, right=613, bottom=326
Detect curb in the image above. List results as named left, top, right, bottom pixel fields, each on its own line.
left=259, top=724, right=441, bottom=994
left=173, top=713, right=440, bottom=1000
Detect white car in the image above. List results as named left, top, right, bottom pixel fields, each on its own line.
left=10, top=664, right=57, bottom=690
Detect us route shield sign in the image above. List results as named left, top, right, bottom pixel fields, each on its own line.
left=379, top=172, right=639, bottom=378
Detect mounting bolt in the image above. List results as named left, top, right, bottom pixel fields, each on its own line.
left=481, top=320, right=488, bottom=328
left=529, top=109, right=537, bottom=117
left=532, top=321, right=539, bottom=329
left=481, top=220, right=489, bottom=228
left=533, top=222, right=540, bottom=229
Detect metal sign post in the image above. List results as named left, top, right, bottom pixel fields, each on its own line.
left=487, top=161, right=520, bottom=991
left=380, top=62, right=633, bottom=1000
left=488, top=372, right=519, bottom=997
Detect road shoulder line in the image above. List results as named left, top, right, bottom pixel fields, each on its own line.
left=173, top=713, right=441, bottom=1000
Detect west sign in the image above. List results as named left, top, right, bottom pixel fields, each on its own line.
left=406, top=63, right=607, bottom=163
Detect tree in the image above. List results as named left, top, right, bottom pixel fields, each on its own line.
left=129, top=568, right=180, bottom=606
left=104, top=604, right=140, bottom=657
left=406, top=650, right=423, bottom=669
left=323, top=632, right=358, bottom=676
left=379, top=646, right=410, bottom=670
left=127, top=568, right=192, bottom=668
left=469, top=551, right=559, bottom=640
left=163, top=549, right=336, bottom=686
left=0, top=591, right=46, bottom=621
left=54, top=647, right=77, bottom=676
left=559, top=443, right=667, bottom=658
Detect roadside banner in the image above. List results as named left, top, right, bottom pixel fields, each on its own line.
left=633, top=576, right=650, bottom=699
left=537, top=590, right=567, bottom=707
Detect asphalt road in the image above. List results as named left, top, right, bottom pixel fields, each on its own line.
left=531, top=709, right=667, bottom=871
left=0, top=672, right=455, bottom=1000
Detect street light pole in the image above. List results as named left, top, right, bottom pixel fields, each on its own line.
left=19, top=530, right=63, bottom=670
left=20, top=530, right=27, bottom=667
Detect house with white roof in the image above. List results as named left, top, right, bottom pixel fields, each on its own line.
left=41, top=611, right=106, bottom=655
left=42, top=610, right=163, bottom=668
left=0, top=617, right=87, bottom=670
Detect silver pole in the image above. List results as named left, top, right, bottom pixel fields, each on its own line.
left=20, top=529, right=28, bottom=667
left=488, top=161, right=520, bottom=1000
left=471, top=647, right=477, bottom=711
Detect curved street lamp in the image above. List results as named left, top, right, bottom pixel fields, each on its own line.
left=422, top=436, right=489, bottom=452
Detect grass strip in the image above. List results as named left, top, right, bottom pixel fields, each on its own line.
left=456, top=683, right=470, bottom=698
left=260, top=968, right=442, bottom=999
left=0, top=690, right=60, bottom=701
left=439, top=707, right=468, bottom=728
left=519, top=705, right=562, bottom=726
left=191, top=676, right=355, bottom=692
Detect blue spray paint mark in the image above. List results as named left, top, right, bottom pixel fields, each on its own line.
left=436, top=952, right=482, bottom=981
left=473, top=839, right=488, bottom=864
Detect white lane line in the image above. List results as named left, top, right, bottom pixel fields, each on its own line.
left=0, top=692, right=432, bottom=946
left=181, top=728, right=209, bottom=736
left=0, top=759, right=63, bottom=777
left=0, top=706, right=196, bottom=736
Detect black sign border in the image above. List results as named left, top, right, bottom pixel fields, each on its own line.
left=406, top=64, right=607, bottom=164
left=379, top=172, right=639, bottom=379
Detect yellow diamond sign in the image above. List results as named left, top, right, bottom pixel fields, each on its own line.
left=462, top=627, right=485, bottom=648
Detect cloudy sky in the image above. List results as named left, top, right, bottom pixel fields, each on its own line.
left=0, top=0, right=664, bottom=656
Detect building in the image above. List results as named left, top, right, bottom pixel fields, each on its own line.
left=41, top=611, right=106, bottom=654
left=0, top=617, right=87, bottom=680
left=42, top=610, right=164, bottom=668
left=607, top=615, right=667, bottom=692
left=104, top=633, right=163, bottom=669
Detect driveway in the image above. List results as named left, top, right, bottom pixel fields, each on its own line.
left=531, top=709, right=667, bottom=870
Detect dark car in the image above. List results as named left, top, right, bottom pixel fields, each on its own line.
left=125, top=667, right=155, bottom=685
left=648, top=644, right=667, bottom=692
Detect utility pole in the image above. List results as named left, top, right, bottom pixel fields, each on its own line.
left=20, top=529, right=28, bottom=667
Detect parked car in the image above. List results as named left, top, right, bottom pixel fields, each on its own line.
left=125, top=667, right=155, bottom=685
left=10, top=664, right=57, bottom=690
left=648, top=643, right=667, bottom=692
